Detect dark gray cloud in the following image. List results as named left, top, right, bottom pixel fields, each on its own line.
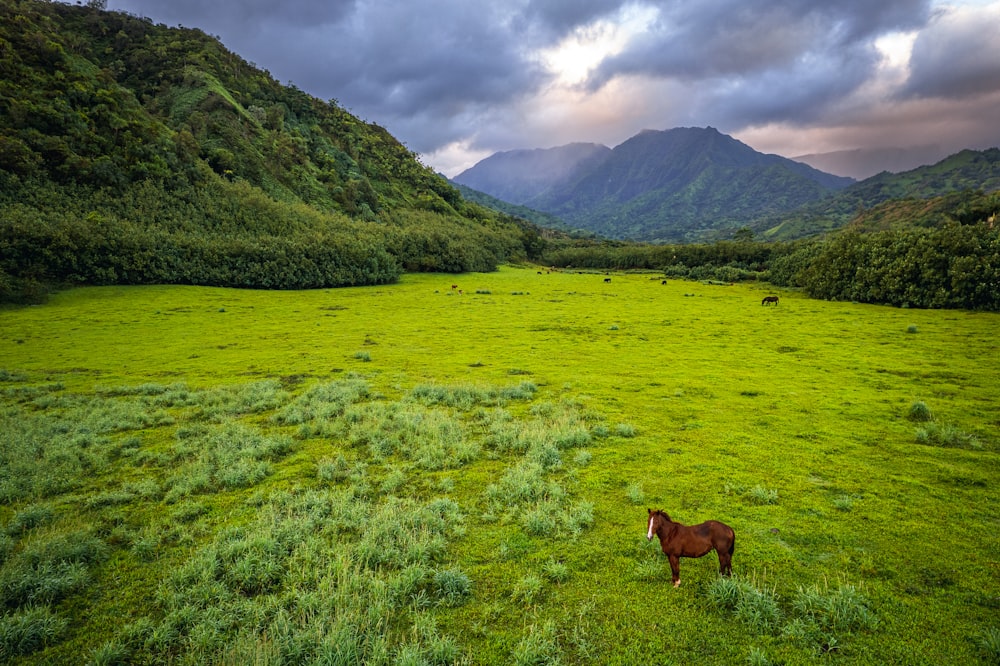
left=589, top=1, right=928, bottom=100
left=103, top=0, right=1000, bottom=175
left=518, top=0, right=627, bottom=37
left=904, top=3, right=1000, bottom=99
left=119, top=0, right=356, bottom=29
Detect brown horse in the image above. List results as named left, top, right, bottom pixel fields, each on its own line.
left=761, top=296, right=779, bottom=306
left=646, top=509, right=735, bottom=587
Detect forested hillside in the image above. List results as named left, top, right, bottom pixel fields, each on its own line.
left=456, top=127, right=855, bottom=243
left=0, top=0, right=544, bottom=303
left=760, top=148, right=1000, bottom=239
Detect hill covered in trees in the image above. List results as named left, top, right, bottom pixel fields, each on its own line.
left=758, top=148, right=1000, bottom=240
left=0, top=0, right=545, bottom=302
left=454, top=127, right=855, bottom=242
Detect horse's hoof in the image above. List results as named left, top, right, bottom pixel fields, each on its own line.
left=673, top=580, right=681, bottom=588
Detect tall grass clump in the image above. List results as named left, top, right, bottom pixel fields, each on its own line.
left=746, top=646, right=774, bottom=666
left=119, top=488, right=467, bottom=664
left=5, top=505, right=55, bottom=535
left=0, top=530, right=108, bottom=609
left=512, top=574, right=544, bottom=604
left=747, top=485, right=779, bottom=506
left=433, top=568, right=471, bottom=606
left=345, top=402, right=478, bottom=470
left=0, top=410, right=87, bottom=502
left=832, top=495, right=854, bottom=512
left=709, top=576, right=783, bottom=634
left=484, top=462, right=558, bottom=511
left=0, top=606, right=68, bottom=660
left=512, top=620, right=561, bottom=666
left=614, top=423, right=637, bottom=437
left=907, top=400, right=932, bottom=422
left=410, top=381, right=536, bottom=409
left=977, top=627, right=1000, bottom=662
left=164, top=423, right=293, bottom=501
left=541, top=559, right=569, bottom=584
left=915, top=422, right=981, bottom=449
left=193, top=380, right=289, bottom=421
left=273, top=378, right=369, bottom=425
left=791, top=582, right=877, bottom=634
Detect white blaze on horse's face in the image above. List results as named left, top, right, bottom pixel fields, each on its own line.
left=647, top=514, right=655, bottom=540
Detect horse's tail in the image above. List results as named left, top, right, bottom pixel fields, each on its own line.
left=728, top=530, right=735, bottom=556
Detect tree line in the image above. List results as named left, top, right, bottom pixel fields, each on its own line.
left=540, top=192, right=1000, bottom=311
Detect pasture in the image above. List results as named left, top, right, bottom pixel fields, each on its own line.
left=0, top=265, right=998, bottom=664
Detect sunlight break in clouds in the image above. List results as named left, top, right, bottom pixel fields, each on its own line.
left=875, top=31, right=917, bottom=72
left=538, top=4, right=659, bottom=86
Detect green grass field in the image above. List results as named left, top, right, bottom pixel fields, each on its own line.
left=1, top=266, right=998, bottom=665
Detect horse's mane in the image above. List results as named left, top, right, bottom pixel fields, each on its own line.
left=650, top=508, right=672, bottom=521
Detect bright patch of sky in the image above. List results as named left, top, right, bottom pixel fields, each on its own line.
left=539, top=4, right=659, bottom=86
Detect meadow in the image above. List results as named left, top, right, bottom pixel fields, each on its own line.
left=0, top=265, right=997, bottom=665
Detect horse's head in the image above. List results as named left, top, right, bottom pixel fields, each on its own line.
left=647, top=508, right=669, bottom=540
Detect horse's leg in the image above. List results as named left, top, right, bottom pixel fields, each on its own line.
left=718, top=551, right=732, bottom=577
left=668, top=554, right=681, bottom=587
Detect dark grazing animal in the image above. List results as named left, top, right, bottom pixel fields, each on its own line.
left=761, top=296, right=779, bottom=306
left=646, top=508, right=735, bottom=587
left=604, top=277, right=612, bottom=283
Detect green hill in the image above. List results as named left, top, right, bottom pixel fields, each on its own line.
left=0, top=0, right=544, bottom=302
left=759, top=148, right=1000, bottom=240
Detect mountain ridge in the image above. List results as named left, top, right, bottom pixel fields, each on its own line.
left=456, top=127, right=855, bottom=242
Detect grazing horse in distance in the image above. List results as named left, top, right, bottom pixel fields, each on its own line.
left=647, top=509, right=735, bottom=587
left=761, top=296, right=779, bottom=306
left=604, top=277, right=612, bottom=283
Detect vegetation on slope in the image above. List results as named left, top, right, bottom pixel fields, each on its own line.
left=541, top=189, right=1000, bottom=310
left=0, top=0, right=545, bottom=303
left=507, top=127, right=855, bottom=243
left=760, top=149, right=1000, bottom=240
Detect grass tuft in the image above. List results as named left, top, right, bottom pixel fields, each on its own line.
left=907, top=400, right=932, bottom=422
left=747, top=485, right=779, bottom=505
left=915, top=422, right=981, bottom=449
left=433, top=568, right=472, bottom=606
left=5, top=504, right=55, bottom=535
left=709, top=575, right=783, bottom=634
left=977, top=626, right=1000, bottom=662
left=541, top=559, right=569, bottom=584
left=512, top=620, right=561, bottom=666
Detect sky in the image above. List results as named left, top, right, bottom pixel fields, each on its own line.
left=102, top=0, right=1000, bottom=178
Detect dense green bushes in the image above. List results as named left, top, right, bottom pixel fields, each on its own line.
left=541, top=216, right=1000, bottom=311
left=793, top=224, right=1000, bottom=309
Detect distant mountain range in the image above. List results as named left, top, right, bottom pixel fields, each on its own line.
left=792, top=145, right=948, bottom=180
left=454, top=127, right=855, bottom=242
left=454, top=128, right=1000, bottom=243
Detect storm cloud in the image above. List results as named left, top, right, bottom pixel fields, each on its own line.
left=107, top=0, right=1000, bottom=177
